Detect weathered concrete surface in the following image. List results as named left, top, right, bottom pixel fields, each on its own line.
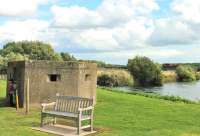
left=7, top=60, right=97, bottom=108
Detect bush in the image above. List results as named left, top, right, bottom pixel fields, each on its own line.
left=127, top=56, right=163, bottom=86
left=176, top=65, right=196, bottom=82
left=196, top=72, right=200, bottom=80
left=97, top=74, right=116, bottom=87
left=97, top=69, right=134, bottom=87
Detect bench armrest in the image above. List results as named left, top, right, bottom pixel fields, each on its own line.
left=78, top=106, right=93, bottom=112
left=41, top=102, right=56, bottom=112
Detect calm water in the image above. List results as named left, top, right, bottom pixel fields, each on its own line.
left=114, top=81, right=200, bottom=101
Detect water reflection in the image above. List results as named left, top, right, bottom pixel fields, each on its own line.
left=114, top=81, right=200, bottom=101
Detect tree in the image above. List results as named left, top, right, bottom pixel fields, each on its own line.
left=60, top=52, right=76, bottom=61
left=0, top=52, right=29, bottom=69
left=52, top=53, right=63, bottom=61
left=0, top=41, right=77, bottom=70
left=176, top=65, right=196, bottom=82
left=0, top=55, right=7, bottom=69
left=127, top=56, right=163, bottom=86
left=0, top=41, right=62, bottom=61
left=5, top=52, right=28, bottom=61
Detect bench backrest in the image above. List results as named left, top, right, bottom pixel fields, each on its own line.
left=55, top=96, right=93, bottom=113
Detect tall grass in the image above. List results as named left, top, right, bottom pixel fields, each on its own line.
left=162, top=70, right=177, bottom=83
left=98, top=69, right=179, bottom=87
left=97, top=68, right=134, bottom=87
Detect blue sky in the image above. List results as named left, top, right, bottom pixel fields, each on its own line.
left=0, top=0, right=200, bottom=64
left=56, top=0, right=102, bottom=9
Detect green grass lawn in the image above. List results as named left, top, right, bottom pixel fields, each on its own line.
left=0, top=80, right=6, bottom=98
left=1, top=82, right=200, bottom=136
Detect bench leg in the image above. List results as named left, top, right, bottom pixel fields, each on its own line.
left=90, top=118, right=93, bottom=132
left=90, top=110, right=94, bottom=132
left=53, top=116, right=56, bottom=125
left=77, top=114, right=81, bottom=135
left=41, top=113, right=44, bottom=127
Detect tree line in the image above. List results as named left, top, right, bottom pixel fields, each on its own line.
left=1, top=41, right=199, bottom=86
left=0, top=41, right=122, bottom=70
left=98, top=56, right=200, bottom=87
left=0, top=41, right=76, bottom=69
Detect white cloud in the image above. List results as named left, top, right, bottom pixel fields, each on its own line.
left=50, top=0, right=158, bottom=52
left=1, top=0, right=200, bottom=64
left=172, top=0, right=200, bottom=23
left=64, top=17, right=153, bottom=52
left=51, top=0, right=159, bottom=28
left=148, top=0, right=200, bottom=46
left=51, top=5, right=102, bottom=28
left=72, top=29, right=119, bottom=51
left=0, top=0, right=50, bottom=16
left=129, top=0, right=159, bottom=15
left=113, top=18, right=153, bottom=49
left=0, top=19, right=49, bottom=42
left=148, top=18, right=199, bottom=46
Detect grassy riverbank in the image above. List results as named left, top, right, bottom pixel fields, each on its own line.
left=100, top=86, right=196, bottom=104
left=1, top=82, right=200, bottom=135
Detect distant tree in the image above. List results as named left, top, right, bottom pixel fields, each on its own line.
left=0, top=41, right=78, bottom=69
left=5, top=52, right=28, bottom=61
left=176, top=65, right=196, bottom=82
left=0, top=55, right=7, bottom=69
left=60, top=52, right=76, bottom=61
left=127, top=56, right=163, bottom=86
left=0, top=52, right=28, bottom=69
left=0, top=41, right=61, bottom=61
left=79, top=60, right=109, bottom=67
left=88, top=60, right=106, bottom=67
left=52, top=53, right=63, bottom=61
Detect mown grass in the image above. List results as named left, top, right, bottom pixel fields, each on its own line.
left=1, top=82, right=200, bottom=135
left=0, top=80, right=6, bottom=98
left=95, top=89, right=200, bottom=136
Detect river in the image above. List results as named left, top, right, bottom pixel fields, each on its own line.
left=114, top=81, right=200, bottom=101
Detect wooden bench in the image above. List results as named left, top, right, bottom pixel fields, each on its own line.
left=41, top=96, right=94, bottom=135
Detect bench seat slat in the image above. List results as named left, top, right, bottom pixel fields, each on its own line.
left=81, top=125, right=91, bottom=129
left=43, top=111, right=91, bottom=119
left=43, top=111, right=78, bottom=118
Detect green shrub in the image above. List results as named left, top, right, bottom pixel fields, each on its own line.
left=176, top=65, right=196, bottom=82
left=127, top=56, right=163, bottom=86
left=97, top=74, right=116, bottom=87
left=97, top=69, right=134, bottom=87
left=196, top=72, right=200, bottom=80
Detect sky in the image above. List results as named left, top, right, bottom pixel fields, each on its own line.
left=0, top=0, right=200, bottom=65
